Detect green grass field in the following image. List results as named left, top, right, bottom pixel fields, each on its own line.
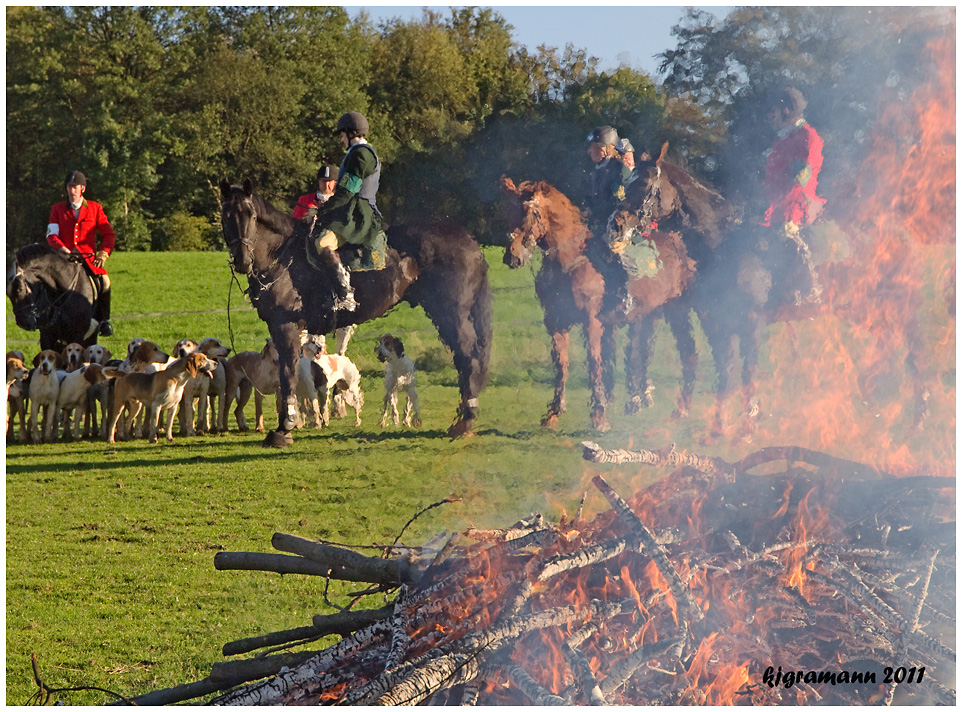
left=6, top=247, right=729, bottom=704
left=6, top=245, right=953, bottom=704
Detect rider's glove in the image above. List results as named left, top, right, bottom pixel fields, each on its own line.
left=93, top=251, right=108, bottom=268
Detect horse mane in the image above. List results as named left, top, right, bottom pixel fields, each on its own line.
left=249, top=192, right=296, bottom=237
left=648, top=161, right=737, bottom=243
left=521, top=180, right=588, bottom=230
left=16, top=242, right=57, bottom=265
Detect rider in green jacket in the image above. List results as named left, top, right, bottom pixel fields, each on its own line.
left=309, top=111, right=383, bottom=311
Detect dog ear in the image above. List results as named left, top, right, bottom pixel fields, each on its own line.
left=103, top=348, right=112, bottom=362
left=55, top=351, right=67, bottom=368
left=394, top=336, right=405, bottom=357
left=33, top=352, right=42, bottom=367
left=186, top=354, right=199, bottom=378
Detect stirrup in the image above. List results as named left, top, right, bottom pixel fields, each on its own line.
left=333, top=291, right=357, bottom=312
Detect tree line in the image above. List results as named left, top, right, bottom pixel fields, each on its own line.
left=6, top=6, right=953, bottom=254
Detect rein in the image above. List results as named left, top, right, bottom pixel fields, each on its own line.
left=12, top=254, right=87, bottom=326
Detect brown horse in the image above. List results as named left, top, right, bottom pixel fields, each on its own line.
left=220, top=180, right=491, bottom=447
left=501, top=176, right=695, bottom=431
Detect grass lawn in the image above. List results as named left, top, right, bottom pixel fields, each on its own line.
left=6, top=244, right=953, bottom=704
left=5, top=247, right=725, bottom=704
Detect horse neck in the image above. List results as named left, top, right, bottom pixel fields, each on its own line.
left=250, top=198, right=294, bottom=267
left=540, top=199, right=590, bottom=266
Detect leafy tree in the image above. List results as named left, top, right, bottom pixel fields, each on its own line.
left=7, top=6, right=180, bottom=251
left=658, top=6, right=956, bottom=210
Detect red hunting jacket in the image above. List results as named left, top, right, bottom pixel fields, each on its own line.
left=762, top=120, right=827, bottom=228
left=293, top=191, right=332, bottom=220
left=47, top=198, right=116, bottom=276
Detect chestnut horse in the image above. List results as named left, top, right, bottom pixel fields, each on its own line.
left=220, top=180, right=491, bottom=447
left=501, top=176, right=695, bottom=431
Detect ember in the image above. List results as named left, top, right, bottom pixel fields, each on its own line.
left=125, top=443, right=955, bottom=706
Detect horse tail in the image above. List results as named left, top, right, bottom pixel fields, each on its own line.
left=469, top=256, right=493, bottom=395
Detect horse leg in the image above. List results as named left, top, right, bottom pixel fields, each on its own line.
left=625, top=316, right=657, bottom=415
left=542, top=329, right=570, bottom=428
left=666, top=303, right=697, bottom=418
left=263, top=323, right=300, bottom=448
left=737, top=316, right=764, bottom=442
left=417, top=271, right=492, bottom=439
left=584, top=315, right=610, bottom=432
left=601, top=323, right=617, bottom=406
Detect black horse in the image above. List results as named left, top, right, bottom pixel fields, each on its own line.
left=6, top=243, right=100, bottom=352
left=610, top=150, right=828, bottom=434
left=219, top=179, right=492, bottom=447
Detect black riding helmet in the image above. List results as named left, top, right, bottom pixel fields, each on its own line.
left=587, top=126, right=619, bottom=146
left=316, top=164, right=338, bottom=182
left=335, top=112, right=369, bottom=136
left=769, top=87, right=807, bottom=121
left=65, top=170, right=87, bottom=186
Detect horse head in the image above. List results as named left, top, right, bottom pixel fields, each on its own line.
left=501, top=176, right=546, bottom=269
left=7, top=266, right=38, bottom=331
left=220, top=178, right=258, bottom=274
left=610, top=141, right=683, bottom=243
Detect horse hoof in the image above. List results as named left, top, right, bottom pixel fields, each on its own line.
left=541, top=412, right=560, bottom=428
left=591, top=416, right=611, bottom=433
left=262, top=430, right=294, bottom=448
left=671, top=407, right=689, bottom=420
left=447, top=420, right=474, bottom=439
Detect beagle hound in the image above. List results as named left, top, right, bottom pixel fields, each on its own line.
left=375, top=334, right=420, bottom=428
left=105, top=352, right=216, bottom=443
left=221, top=340, right=280, bottom=433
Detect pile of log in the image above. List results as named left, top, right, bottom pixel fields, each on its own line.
left=121, top=443, right=955, bottom=706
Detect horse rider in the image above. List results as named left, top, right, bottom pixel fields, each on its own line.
left=758, top=86, right=826, bottom=306
left=46, top=170, right=116, bottom=336
left=585, top=125, right=634, bottom=315
left=307, top=111, right=383, bottom=312
left=615, top=137, right=637, bottom=178
left=293, top=164, right=338, bottom=221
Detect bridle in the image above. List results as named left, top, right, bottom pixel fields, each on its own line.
left=9, top=254, right=85, bottom=328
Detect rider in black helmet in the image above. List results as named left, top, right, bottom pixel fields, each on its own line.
left=585, top=125, right=634, bottom=315
left=307, top=111, right=383, bottom=312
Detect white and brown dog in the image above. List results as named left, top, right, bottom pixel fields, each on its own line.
left=375, top=334, right=420, bottom=428
left=173, top=337, right=232, bottom=435
left=300, top=338, right=363, bottom=427
left=83, top=344, right=113, bottom=439
left=62, top=342, right=86, bottom=373
left=29, top=349, right=66, bottom=443
left=296, top=338, right=326, bottom=429
left=57, top=363, right=109, bottom=441
left=6, top=352, right=30, bottom=439
left=222, top=339, right=280, bottom=433
left=105, top=351, right=216, bottom=443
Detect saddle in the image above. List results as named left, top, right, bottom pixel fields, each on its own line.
left=337, top=230, right=388, bottom=272
left=305, top=228, right=388, bottom=273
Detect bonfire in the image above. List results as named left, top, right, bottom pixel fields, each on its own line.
left=110, top=440, right=954, bottom=706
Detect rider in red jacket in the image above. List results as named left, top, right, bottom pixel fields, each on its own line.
left=46, top=170, right=117, bottom=336
left=759, top=88, right=826, bottom=306
left=293, top=164, right=338, bottom=221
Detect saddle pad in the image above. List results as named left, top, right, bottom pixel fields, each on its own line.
left=622, top=235, right=663, bottom=278
left=338, top=230, right=388, bottom=272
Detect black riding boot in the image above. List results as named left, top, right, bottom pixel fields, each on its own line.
left=318, top=248, right=357, bottom=312
left=96, top=280, right=113, bottom=336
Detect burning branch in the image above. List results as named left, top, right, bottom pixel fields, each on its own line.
left=114, top=445, right=953, bottom=707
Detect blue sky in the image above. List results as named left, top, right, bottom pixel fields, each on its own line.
left=344, top=5, right=733, bottom=78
